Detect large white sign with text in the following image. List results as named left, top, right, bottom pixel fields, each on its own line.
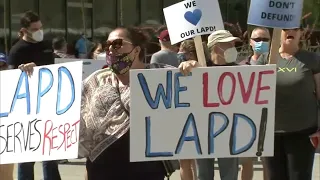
left=0, top=62, right=82, bottom=164
left=130, top=65, right=276, bottom=162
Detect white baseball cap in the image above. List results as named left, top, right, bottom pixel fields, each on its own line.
left=207, top=30, right=240, bottom=49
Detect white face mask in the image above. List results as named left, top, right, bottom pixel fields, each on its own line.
left=32, top=30, right=44, bottom=42
left=223, top=47, right=238, bottom=63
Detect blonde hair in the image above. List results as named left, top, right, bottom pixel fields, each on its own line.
left=180, top=40, right=211, bottom=62
left=180, top=40, right=196, bottom=53
left=180, top=40, right=197, bottom=61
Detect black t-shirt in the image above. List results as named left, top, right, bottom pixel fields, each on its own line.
left=8, top=39, right=54, bottom=68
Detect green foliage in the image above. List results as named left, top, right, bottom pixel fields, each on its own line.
left=303, top=0, right=320, bottom=29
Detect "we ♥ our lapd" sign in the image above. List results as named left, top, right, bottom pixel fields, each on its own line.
left=163, top=0, right=224, bottom=44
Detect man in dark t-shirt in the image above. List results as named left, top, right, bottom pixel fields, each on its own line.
left=7, top=11, right=60, bottom=180
left=8, top=39, right=54, bottom=69
left=8, top=12, right=54, bottom=69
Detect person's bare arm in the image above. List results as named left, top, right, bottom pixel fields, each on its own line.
left=18, top=62, right=36, bottom=76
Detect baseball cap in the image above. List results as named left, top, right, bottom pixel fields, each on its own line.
left=207, top=30, right=240, bottom=49
left=0, top=53, right=7, bottom=63
left=158, top=30, right=170, bottom=42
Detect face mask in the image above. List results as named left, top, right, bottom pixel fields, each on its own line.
left=177, top=53, right=187, bottom=62
left=254, top=41, right=269, bottom=54
left=224, top=47, right=238, bottom=63
left=106, top=52, right=134, bottom=75
left=31, top=30, right=44, bottom=42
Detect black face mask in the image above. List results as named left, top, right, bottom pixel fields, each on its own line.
left=106, top=49, right=135, bottom=75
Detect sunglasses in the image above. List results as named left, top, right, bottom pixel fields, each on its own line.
left=105, top=39, right=133, bottom=51
left=251, top=37, right=270, bottom=42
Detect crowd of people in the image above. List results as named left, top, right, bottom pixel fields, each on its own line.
left=0, top=9, right=319, bottom=180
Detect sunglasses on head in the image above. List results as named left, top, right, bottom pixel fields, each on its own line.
left=282, top=26, right=303, bottom=31
left=251, top=37, right=270, bottom=42
left=105, top=39, right=133, bottom=51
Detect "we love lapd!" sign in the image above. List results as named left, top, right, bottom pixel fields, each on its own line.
left=129, top=65, right=277, bottom=162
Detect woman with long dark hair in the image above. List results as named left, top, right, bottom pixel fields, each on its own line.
left=80, top=26, right=170, bottom=180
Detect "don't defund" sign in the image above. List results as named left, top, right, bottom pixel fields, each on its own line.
left=247, top=0, right=303, bottom=29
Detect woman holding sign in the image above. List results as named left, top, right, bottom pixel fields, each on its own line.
left=257, top=27, right=320, bottom=180
left=177, top=40, right=199, bottom=180
left=79, top=27, right=171, bottom=180
left=179, top=30, right=240, bottom=180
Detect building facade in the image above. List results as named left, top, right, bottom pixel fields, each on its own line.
left=0, top=0, right=319, bottom=53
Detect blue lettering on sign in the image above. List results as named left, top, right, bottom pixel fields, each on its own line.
left=175, top=113, right=202, bottom=155
left=174, top=72, right=191, bottom=108
left=230, top=113, right=257, bottom=155
left=208, top=112, right=229, bottom=154
left=36, top=68, right=54, bottom=114
left=3, top=71, right=31, bottom=117
left=145, top=116, right=173, bottom=157
left=137, top=71, right=172, bottom=109
left=56, top=66, right=75, bottom=115
left=137, top=71, right=191, bottom=110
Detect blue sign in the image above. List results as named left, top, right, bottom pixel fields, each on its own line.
left=247, top=0, right=303, bottom=29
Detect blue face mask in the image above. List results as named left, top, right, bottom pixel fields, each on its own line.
left=254, top=41, right=269, bottom=54
left=177, top=53, right=187, bottom=62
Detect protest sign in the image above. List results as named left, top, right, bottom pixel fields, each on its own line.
left=130, top=65, right=277, bottom=162
left=163, top=0, right=224, bottom=45
left=247, top=0, right=303, bottom=64
left=55, top=58, right=106, bottom=79
left=0, top=62, right=82, bottom=164
left=247, top=0, right=303, bottom=29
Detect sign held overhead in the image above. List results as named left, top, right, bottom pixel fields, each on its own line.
left=247, top=0, right=303, bottom=29
left=163, top=0, right=224, bottom=44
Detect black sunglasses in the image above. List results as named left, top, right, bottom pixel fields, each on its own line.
left=105, top=39, right=132, bottom=51
left=251, top=37, right=270, bottom=42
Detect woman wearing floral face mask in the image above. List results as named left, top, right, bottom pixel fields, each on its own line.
left=80, top=27, right=171, bottom=180
left=179, top=30, right=241, bottom=180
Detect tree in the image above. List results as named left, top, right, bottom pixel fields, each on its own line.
left=303, top=0, right=320, bottom=28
